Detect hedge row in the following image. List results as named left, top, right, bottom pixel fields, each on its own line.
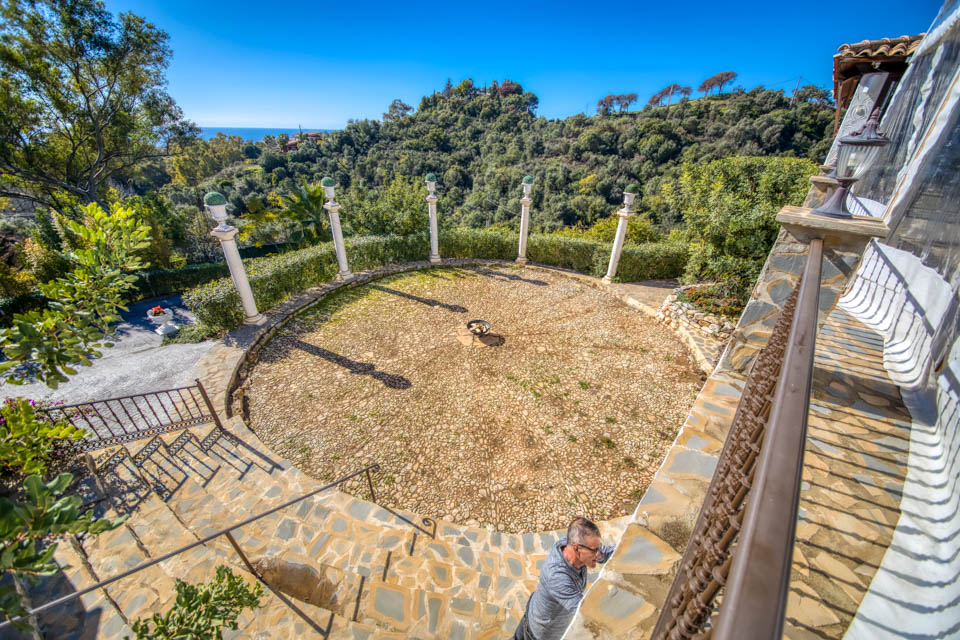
left=184, top=229, right=688, bottom=332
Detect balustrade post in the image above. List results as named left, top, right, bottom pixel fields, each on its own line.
left=204, top=192, right=266, bottom=325
left=602, top=184, right=639, bottom=283
left=426, top=173, right=441, bottom=264
left=517, top=175, right=534, bottom=265
left=321, top=177, right=352, bottom=280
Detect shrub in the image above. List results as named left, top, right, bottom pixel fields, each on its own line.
left=185, top=234, right=430, bottom=330
left=131, top=263, right=230, bottom=300
left=1, top=473, right=124, bottom=630
left=663, top=156, right=817, bottom=295
left=129, top=565, right=262, bottom=640
left=0, top=292, right=46, bottom=322
left=0, top=398, right=84, bottom=476
left=185, top=229, right=688, bottom=332
left=677, top=283, right=745, bottom=317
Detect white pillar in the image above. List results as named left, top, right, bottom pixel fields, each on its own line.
left=426, top=174, right=440, bottom=264
left=517, top=176, right=534, bottom=265
left=321, top=178, right=352, bottom=280
left=204, top=192, right=266, bottom=326
left=603, top=185, right=639, bottom=284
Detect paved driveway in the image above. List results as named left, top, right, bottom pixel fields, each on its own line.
left=0, top=296, right=215, bottom=404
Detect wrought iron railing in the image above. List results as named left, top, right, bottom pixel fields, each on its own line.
left=651, top=238, right=823, bottom=640
left=37, top=379, right=221, bottom=451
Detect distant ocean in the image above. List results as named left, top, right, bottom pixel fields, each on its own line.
left=199, top=127, right=333, bottom=141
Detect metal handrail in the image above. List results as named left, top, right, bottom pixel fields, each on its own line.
left=0, top=463, right=381, bottom=631
left=651, top=238, right=824, bottom=639
left=713, top=238, right=823, bottom=639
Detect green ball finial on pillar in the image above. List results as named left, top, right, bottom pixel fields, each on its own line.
left=522, top=175, right=534, bottom=184
left=204, top=192, right=227, bottom=206
left=625, top=183, right=640, bottom=195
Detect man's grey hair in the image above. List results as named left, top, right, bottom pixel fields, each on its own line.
left=567, top=517, right=601, bottom=545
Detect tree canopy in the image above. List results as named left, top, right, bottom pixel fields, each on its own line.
left=0, top=0, right=197, bottom=213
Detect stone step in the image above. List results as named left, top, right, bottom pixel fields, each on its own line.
left=89, top=446, right=359, bottom=639
left=16, top=539, right=135, bottom=640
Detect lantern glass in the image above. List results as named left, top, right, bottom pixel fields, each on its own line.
left=836, top=142, right=856, bottom=178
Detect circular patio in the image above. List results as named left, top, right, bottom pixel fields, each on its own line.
left=244, top=265, right=702, bottom=532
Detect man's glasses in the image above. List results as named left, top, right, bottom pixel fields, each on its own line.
left=577, top=542, right=599, bottom=555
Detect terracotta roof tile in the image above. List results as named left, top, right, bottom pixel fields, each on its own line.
left=835, top=34, right=924, bottom=60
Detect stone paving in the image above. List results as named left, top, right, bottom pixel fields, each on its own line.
left=16, top=252, right=909, bottom=639
left=563, top=301, right=913, bottom=638
left=239, top=266, right=701, bottom=532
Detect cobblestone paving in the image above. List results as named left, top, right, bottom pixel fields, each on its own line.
left=241, top=266, right=702, bottom=532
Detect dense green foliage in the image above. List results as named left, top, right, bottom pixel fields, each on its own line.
left=665, top=156, right=817, bottom=296
left=129, top=565, right=263, bottom=640
left=0, top=398, right=83, bottom=475
left=149, top=80, right=832, bottom=246
left=0, top=0, right=196, bottom=213
left=185, top=230, right=688, bottom=331
left=0, top=203, right=151, bottom=387
left=0, top=473, right=124, bottom=630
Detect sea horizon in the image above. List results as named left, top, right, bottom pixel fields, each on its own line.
left=198, top=126, right=334, bottom=141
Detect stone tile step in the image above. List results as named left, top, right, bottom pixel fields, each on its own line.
left=17, top=539, right=135, bottom=640
left=354, top=578, right=525, bottom=637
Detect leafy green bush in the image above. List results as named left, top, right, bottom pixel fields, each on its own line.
left=0, top=398, right=83, bottom=476
left=185, top=234, right=430, bottom=330
left=185, top=228, right=688, bottom=331
left=553, top=214, right=661, bottom=244
left=439, top=228, right=517, bottom=260
left=129, top=565, right=263, bottom=640
left=663, top=156, right=817, bottom=296
left=131, top=263, right=230, bottom=300
left=1, top=474, right=124, bottom=630
left=0, top=203, right=152, bottom=388
left=0, top=292, right=46, bottom=323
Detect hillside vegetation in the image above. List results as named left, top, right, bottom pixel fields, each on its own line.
left=153, top=79, right=833, bottom=235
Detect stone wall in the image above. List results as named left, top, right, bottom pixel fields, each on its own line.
left=655, top=285, right=735, bottom=342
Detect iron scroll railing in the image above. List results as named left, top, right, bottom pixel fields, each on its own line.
left=0, top=463, right=383, bottom=632
left=37, top=380, right=222, bottom=451
left=651, top=238, right=824, bottom=640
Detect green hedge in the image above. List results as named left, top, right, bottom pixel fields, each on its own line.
left=185, top=234, right=431, bottom=330
left=185, top=229, right=688, bottom=332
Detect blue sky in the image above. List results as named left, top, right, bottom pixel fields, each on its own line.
left=109, top=1, right=941, bottom=128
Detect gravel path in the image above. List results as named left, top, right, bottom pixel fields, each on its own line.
left=0, top=296, right=215, bottom=404
left=244, top=266, right=704, bottom=532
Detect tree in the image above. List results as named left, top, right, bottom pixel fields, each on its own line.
left=0, top=202, right=151, bottom=388
left=597, top=95, right=616, bottom=115
left=698, top=76, right=717, bottom=96
left=619, top=93, right=638, bottom=113
left=0, top=0, right=198, bottom=214
left=716, top=71, right=738, bottom=94
left=383, top=99, right=413, bottom=122
left=243, top=181, right=330, bottom=246
left=1, top=473, right=125, bottom=632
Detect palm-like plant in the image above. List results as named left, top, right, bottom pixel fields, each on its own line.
left=242, top=181, right=331, bottom=246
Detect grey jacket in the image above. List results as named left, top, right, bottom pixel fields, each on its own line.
left=526, top=538, right=615, bottom=639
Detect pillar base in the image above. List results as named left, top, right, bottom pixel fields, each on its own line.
left=430, top=255, right=441, bottom=264
left=244, top=313, right=267, bottom=326
left=336, top=270, right=353, bottom=281
left=602, top=275, right=613, bottom=284
left=516, top=257, right=528, bottom=265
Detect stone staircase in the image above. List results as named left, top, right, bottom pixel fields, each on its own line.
left=10, top=417, right=629, bottom=639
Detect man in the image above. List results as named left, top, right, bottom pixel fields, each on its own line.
left=512, top=517, right=617, bottom=640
